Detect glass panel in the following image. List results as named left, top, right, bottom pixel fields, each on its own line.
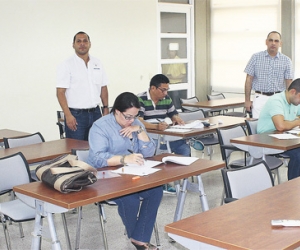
left=159, top=0, right=189, bottom=3
left=161, top=38, right=187, bottom=59
left=161, top=63, right=187, bottom=84
left=211, top=0, right=280, bottom=92
left=161, top=12, right=186, bottom=33
left=168, top=90, right=187, bottom=109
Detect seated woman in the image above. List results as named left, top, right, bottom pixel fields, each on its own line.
left=88, top=92, right=163, bottom=250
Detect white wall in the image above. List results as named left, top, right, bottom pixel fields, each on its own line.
left=1, top=0, right=158, bottom=140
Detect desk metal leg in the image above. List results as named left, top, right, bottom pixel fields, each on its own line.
left=31, top=211, right=42, bottom=250
left=47, top=212, right=62, bottom=250
left=31, top=200, right=62, bottom=250
left=173, top=179, right=188, bottom=222
left=196, top=175, right=209, bottom=212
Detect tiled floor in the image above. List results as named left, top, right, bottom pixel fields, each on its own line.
left=0, top=146, right=288, bottom=250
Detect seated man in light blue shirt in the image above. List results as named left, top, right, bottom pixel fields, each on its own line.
left=258, top=78, right=300, bottom=180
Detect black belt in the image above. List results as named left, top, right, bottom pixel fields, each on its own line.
left=255, top=91, right=280, bottom=96
left=69, top=107, right=98, bottom=113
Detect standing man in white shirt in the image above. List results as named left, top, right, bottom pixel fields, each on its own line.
left=244, top=31, right=293, bottom=118
left=56, top=31, right=109, bottom=140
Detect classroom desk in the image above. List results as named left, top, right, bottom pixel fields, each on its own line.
left=230, top=132, right=300, bottom=159
left=181, top=97, right=244, bottom=113
left=0, top=129, right=30, bottom=143
left=0, top=138, right=89, bottom=164
left=147, top=115, right=249, bottom=153
left=14, top=154, right=225, bottom=250
left=165, top=177, right=300, bottom=250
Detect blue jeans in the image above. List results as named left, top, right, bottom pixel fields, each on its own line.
left=113, top=186, right=163, bottom=242
left=283, top=148, right=300, bottom=180
left=65, top=107, right=101, bottom=141
left=155, top=139, right=191, bottom=156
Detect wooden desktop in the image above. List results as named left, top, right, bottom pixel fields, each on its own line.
left=165, top=177, right=300, bottom=250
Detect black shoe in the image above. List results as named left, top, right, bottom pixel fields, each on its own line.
left=131, top=241, right=158, bottom=250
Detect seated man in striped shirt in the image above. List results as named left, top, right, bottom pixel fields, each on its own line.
left=137, top=74, right=191, bottom=193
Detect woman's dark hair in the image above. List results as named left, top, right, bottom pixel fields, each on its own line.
left=111, top=92, right=140, bottom=113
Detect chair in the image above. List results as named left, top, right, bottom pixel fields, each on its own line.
left=0, top=152, right=38, bottom=249
left=221, top=161, right=274, bottom=203
left=245, top=119, right=287, bottom=183
left=71, top=148, right=161, bottom=249
left=217, top=125, right=282, bottom=182
left=56, top=111, right=65, bottom=139
left=3, top=132, right=45, bottom=149
left=207, top=93, right=246, bottom=117
left=180, top=96, right=200, bottom=112
left=179, top=109, right=219, bottom=159
left=3, top=132, right=45, bottom=181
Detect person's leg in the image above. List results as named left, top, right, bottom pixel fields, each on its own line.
left=283, top=148, right=300, bottom=180
left=65, top=110, right=89, bottom=140
left=131, top=186, right=163, bottom=243
left=252, top=94, right=269, bottom=119
left=169, top=139, right=191, bottom=156
left=113, top=193, right=141, bottom=239
left=85, top=107, right=102, bottom=140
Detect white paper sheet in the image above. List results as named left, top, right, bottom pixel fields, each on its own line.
left=269, top=134, right=299, bottom=139
left=111, top=160, right=162, bottom=176
left=162, top=156, right=199, bottom=165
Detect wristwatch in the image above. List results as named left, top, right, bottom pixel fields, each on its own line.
left=136, top=126, right=145, bottom=134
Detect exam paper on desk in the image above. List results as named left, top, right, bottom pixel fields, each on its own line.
left=269, top=134, right=299, bottom=139
left=111, top=160, right=162, bottom=176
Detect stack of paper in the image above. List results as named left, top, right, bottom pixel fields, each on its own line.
left=162, top=156, right=199, bottom=165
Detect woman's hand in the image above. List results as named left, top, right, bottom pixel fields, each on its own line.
left=120, top=125, right=140, bottom=138
left=125, top=153, right=145, bottom=165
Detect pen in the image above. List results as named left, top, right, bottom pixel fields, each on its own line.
left=127, top=149, right=134, bottom=154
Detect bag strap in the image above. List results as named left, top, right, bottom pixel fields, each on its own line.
left=50, top=158, right=97, bottom=176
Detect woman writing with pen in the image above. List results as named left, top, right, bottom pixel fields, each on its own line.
left=88, top=92, right=162, bottom=250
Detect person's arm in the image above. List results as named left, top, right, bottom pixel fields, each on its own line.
left=272, top=114, right=300, bottom=132
left=245, top=74, right=253, bottom=112
left=285, top=79, right=293, bottom=89
left=56, top=88, right=77, bottom=131
left=171, top=114, right=185, bottom=125
left=100, top=86, right=109, bottom=115
left=138, top=117, right=169, bottom=131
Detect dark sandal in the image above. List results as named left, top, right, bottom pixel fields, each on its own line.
left=131, top=241, right=158, bottom=250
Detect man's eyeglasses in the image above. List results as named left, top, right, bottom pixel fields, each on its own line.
left=121, top=112, right=139, bottom=121
left=157, top=87, right=169, bottom=93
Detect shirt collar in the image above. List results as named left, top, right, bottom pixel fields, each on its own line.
left=264, top=50, right=280, bottom=59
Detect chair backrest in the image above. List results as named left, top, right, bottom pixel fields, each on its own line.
left=4, top=132, right=45, bottom=148
left=0, top=152, right=32, bottom=192
left=180, top=96, right=200, bottom=112
left=206, top=93, right=225, bottom=101
left=245, top=119, right=258, bottom=135
left=216, top=125, right=246, bottom=165
left=57, top=111, right=65, bottom=139
left=167, top=91, right=182, bottom=110
left=71, top=148, right=89, bottom=163
left=206, top=93, right=226, bottom=115
left=178, top=109, right=206, bottom=122
left=221, top=161, right=274, bottom=200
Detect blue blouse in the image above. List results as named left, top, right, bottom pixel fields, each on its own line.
left=88, top=113, right=156, bottom=168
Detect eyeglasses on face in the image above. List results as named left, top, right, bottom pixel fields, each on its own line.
left=121, top=112, right=139, bottom=121
left=157, top=87, right=170, bottom=93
